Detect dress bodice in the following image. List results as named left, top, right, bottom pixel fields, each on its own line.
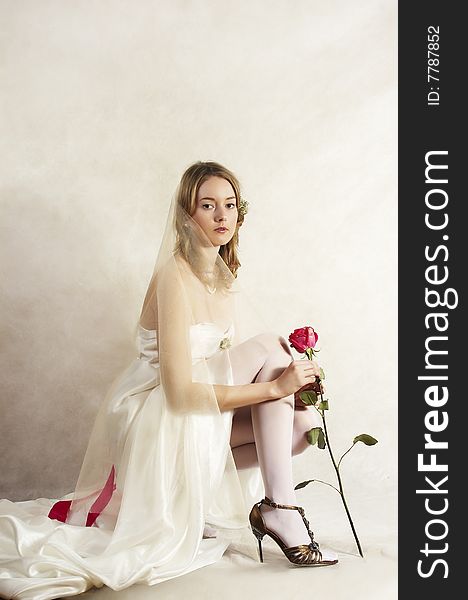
left=137, top=321, right=235, bottom=365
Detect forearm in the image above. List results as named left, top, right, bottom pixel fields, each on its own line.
left=163, top=378, right=281, bottom=413
left=212, top=380, right=281, bottom=412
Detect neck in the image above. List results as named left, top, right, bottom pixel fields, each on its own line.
left=198, top=245, right=220, bottom=271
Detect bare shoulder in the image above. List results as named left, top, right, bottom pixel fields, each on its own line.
left=173, top=252, right=191, bottom=273
left=158, top=254, right=191, bottom=288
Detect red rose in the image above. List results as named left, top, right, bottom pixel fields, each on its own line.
left=288, top=326, right=319, bottom=353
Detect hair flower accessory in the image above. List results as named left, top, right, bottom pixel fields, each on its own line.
left=238, top=197, right=249, bottom=217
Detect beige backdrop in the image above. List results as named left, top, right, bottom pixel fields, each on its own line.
left=0, top=0, right=397, bottom=597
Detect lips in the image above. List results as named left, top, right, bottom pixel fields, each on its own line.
left=214, top=227, right=228, bottom=232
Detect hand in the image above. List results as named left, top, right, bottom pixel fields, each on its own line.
left=294, top=379, right=326, bottom=410
left=274, top=359, right=322, bottom=399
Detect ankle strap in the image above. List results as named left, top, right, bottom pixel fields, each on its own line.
left=259, top=496, right=320, bottom=549
left=260, top=496, right=303, bottom=511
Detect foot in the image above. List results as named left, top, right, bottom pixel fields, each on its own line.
left=259, top=503, right=338, bottom=562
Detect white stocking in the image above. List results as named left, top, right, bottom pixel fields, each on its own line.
left=228, top=333, right=328, bottom=549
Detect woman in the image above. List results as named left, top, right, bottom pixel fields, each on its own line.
left=0, top=161, right=337, bottom=600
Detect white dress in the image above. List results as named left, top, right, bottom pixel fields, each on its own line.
left=0, top=323, right=264, bottom=600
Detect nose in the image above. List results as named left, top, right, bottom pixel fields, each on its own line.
left=215, top=207, right=228, bottom=222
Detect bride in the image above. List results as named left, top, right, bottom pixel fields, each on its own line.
left=0, top=161, right=337, bottom=600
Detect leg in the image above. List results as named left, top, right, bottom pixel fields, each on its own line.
left=229, top=407, right=321, bottom=470
left=227, top=332, right=284, bottom=469
left=228, top=333, right=325, bottom=549
left=229, top=332, right=319, bottom=468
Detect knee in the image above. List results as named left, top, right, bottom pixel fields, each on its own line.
left=255, top=332, right=293, bottom=358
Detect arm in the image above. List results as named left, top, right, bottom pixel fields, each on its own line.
left=216, top=358, right=321, bottom=412
left=157, top=261, right=212, bottom=413
left=212, top=380, right=280, bottom=412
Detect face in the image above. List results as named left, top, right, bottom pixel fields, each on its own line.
left=191, top=176, right=238, bottom=246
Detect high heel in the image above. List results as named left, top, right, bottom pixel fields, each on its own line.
left=249, top=496, right=338, bottom=566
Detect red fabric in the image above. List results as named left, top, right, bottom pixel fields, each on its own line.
left=47, top=465, right=116, bottom=527
left=47, top=499, right=72, bottom=522
left=85, top=465, right=116, bottom=527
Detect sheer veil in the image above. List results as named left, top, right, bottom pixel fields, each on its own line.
left=0, top=166, right=274, bottom=597
left=64, top=176, right=269, bottom=546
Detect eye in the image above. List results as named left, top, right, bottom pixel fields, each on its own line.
left=202, top=204, right=214, bottom=210
left=227, top=203, right=237, bottom=209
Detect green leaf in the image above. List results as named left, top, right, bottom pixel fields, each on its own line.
left=353, top=434, right=378, bottom=446
left=319, top=367, right=326, bottom=380
left=306, top=427, right=322, bottom=445
left=300, top=390, right=318, bottom=405
left=294, top=479, right=314, bottom=490
left=318, top=399, right=329, bottom=411
left=317, top=428, right=326, bottom=450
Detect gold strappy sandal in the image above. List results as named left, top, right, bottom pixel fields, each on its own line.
left=249, top=496, right=338, bottom=566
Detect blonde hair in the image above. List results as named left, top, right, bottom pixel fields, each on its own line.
left=174, top=161, right=245, bottom=283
